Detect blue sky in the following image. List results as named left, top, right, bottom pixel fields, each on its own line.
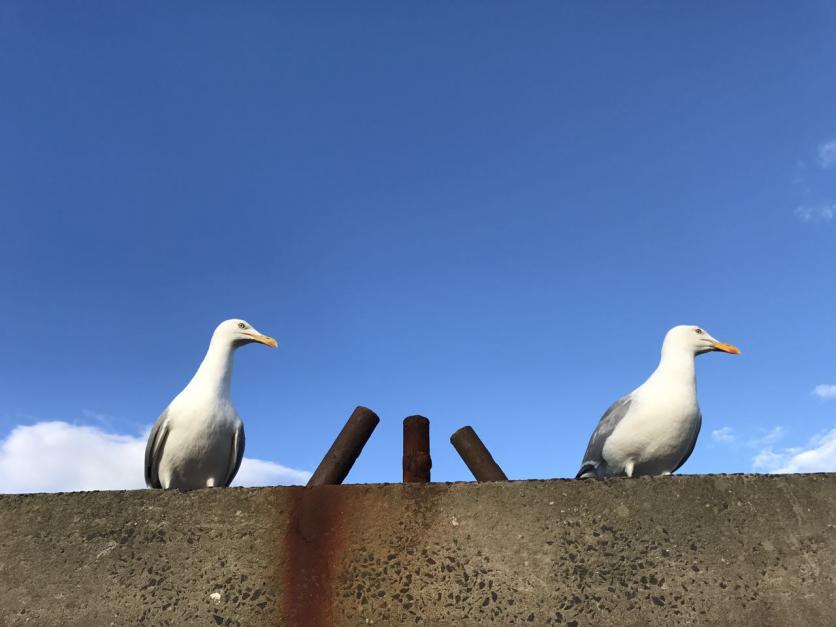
left=2, top=3, right=836, bottom=491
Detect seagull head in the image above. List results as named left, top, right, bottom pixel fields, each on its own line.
left=213, top=319, right=278, bottom=349
left=663, top=325, right=740, bottom=357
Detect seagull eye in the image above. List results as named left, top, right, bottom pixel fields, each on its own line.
left=238, top=322, right=247, bottom=329
left=695, top=328, right=704, bottom=335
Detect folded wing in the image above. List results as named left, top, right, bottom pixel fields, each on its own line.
left=576, top=396, right=632, bottom=479
left=144, top=409, right=171, bottom=489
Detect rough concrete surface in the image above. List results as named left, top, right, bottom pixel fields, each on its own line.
left=0, top=474, right=834, bottom=626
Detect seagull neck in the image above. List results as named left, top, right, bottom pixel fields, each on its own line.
left=652, top=347, right=696, bottom=387
left=188, top=338, right=235, bottom=398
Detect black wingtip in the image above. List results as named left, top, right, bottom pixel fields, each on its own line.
left=575, top=464, right=596, bottom=479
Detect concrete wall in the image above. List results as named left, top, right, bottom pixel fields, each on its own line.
left=1, top=474, right=834, bottom=626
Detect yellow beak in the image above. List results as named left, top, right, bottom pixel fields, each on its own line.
left=712, top=341, right=740, bottom=355
left=248, top=334, right=278, bottom=348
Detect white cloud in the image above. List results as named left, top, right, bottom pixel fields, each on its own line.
left=813, top=384, right=836, bottom=400
left=752, top=447, right=794, bottom=470
left=795, top=204, right=835, bottom=223
left=711, top=426, right=735, bottom=443
left=818, top=139, right=836, bottom=169
left=235, top=458, right=311, bottom=487
left=752, top=428, right=836, bottom=474
left=0, top=421, right=310, bottom=494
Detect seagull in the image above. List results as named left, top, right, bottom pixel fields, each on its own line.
left=576, top=325, right=740, bottom=479
left=144, top=319, right=278, bottom=490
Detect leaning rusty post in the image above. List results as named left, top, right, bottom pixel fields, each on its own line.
left=403, top=415, right=431, bottom=483
left=450, top=426, right=508, bottom=482
left=307, top=406, right=380, bottom=486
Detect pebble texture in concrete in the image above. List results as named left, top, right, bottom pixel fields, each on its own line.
left=0, top=474, right=834, bottom=626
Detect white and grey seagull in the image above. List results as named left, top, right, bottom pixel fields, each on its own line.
left=144, top=319, right=277, bottom=490
left=576, top=325, right=740, bottom=479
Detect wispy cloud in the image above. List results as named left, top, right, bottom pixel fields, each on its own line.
left=792, top=139, right=836, bottom=221
left=711, top=426, right=735, bottom=444
left=795, top=204, right=835, bottom=223
left=711, top=425, right=785, bottom=449
left=818, top=139, right=836, bottom=169
left=813, top=384, right=836, bottom=400
left=752, top=428, right=836, bottom=474
left=747, top=426, right=785, bottom=448
left=0, top=421, right=310, bottom=494
left=792, top=160, right=811, bottom=194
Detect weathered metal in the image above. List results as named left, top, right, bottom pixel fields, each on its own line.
left=307, top=406, right=380, bottom=486
left=450, top=425, right=508, bottom=481
left=403, top=415, right=431, bottom=483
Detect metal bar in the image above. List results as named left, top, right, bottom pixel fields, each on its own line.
left=307, top=406, right=380, bottom=486
left=450, top=426, right=508, bottom=482
left=403, top=415, right=431, bottom=483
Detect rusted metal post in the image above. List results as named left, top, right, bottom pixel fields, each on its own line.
left=307, top=405, right=380, bottom=486
left=450, top=426, right=508, bottom=482
left=403, top=415, right=431, bottom=483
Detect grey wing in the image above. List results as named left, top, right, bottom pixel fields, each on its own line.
left=222, top=421, right=245, bottom=488
left=144, top=409, right=171, bottom=489
left=576, top=396, right=633, bottom=479
left=672, top=410, right=702, bottom=473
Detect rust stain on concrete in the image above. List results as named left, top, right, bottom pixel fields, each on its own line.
left=280, top=485, right=348, bottom=626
